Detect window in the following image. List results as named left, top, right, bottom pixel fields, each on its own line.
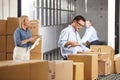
left=35, top=0, right=76, bottom=26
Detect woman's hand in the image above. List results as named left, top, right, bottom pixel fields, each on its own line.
left=21, top=36, right=38, bottom=45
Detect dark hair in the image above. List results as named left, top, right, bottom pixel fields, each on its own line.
left=72, top=15, right=86, bottom=23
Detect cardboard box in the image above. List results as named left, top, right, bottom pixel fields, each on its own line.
left=30, top=60, right=49, bottom=80
left=48, top=61, right=55, bottom=80
left=30, top=39, right=42, bottom=53
left=68, top=54, right=98, bottom=80
left=0, top=20, right=7, bottom=35
left=98, top=52, right=110, bottom=60
left=0, top=64, right=8, bottom=80
left=29, top=20, right=40, bottom=35
left=48, top=61, right=73, bottom=80
left=7, top=63, right=30, bottom=80
left=30, top=37, right=42, bottom=60
left=0, top=61, right=30, bottom=80
left=0, top=36, right=6, bottom=53
left=0, top=52, right=6, bottom=61
left=90, top=45, right=114, bottom=73
left=7, top=17, right=20, bottom=35
left=114, top=54, right=120, bottom=73
left=0, top=60, right=49, bottom=80
left=30, top=52, right=41, bottom=60
left=55, top=60, right=73, bottom=80
left=6, top=35, right=14, bottom=52
left=73, top=62, right=84, bottom=80
left=78, top=52, right=109, bottom=60
left=98, top=60, right=111, bottom=75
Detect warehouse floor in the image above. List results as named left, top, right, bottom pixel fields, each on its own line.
left=98, top=74, right=120, bottom=80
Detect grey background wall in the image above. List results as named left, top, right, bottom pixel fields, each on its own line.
left=40, top=25, right=66, bottom=53
left=76, top=0, right=108, bottom=43
left=28, top=0, right=108, bottom=53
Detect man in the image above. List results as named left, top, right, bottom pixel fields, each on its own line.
left=58, top=15, right=91, bottom=60
left=82, top=21, right=99, bottom=47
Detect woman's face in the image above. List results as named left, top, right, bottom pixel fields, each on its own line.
left=24, top=17, right=30, bottom=28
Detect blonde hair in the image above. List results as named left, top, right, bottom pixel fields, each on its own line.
left=19, top=15, right=28, bottom=28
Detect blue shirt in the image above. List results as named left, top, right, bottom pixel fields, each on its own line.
left=14, top=27, right=32, bottom=48
left=82, top=26, right=99, bottom=43
left=58, top=25, right=89, bottom=57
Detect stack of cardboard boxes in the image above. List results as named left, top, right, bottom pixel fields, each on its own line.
left=114, top=53, right=120, bottom=74
left=0, top=60, right=73, bottom=80
left=68, top=53, right=98, bottom=80
left=90, top=45, right=114, bottom=75
left=67, top=45, right=116, bottom=80
left=0, top=17, right=42, bottom=60
left=29, top=20, right=42, bottom=59
left=6, top=17, right=20, bottom=60
left=0, top=20, right=7, bottom=60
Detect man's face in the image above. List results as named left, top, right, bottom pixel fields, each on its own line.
left=74, top=20, right=85, bottom=31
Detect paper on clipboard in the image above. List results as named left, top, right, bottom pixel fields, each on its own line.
left=26, top=38, right=40, bottom=54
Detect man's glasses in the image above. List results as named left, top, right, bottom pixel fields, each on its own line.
left=76, top=22, right=82, bottom=27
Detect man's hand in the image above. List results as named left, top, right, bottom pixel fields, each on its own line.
left=70, top=41, right=79, bottom=47
left=65, top=41, right=79, bottom=47
left=86, top=49, right=94, bottom=52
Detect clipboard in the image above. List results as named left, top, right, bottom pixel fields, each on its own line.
left=26, top=38, right=41, bottom=55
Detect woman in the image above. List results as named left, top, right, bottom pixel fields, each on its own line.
left=13, top=15, right=37, bottom=60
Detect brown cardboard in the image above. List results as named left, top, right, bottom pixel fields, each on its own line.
left=29, top=20, right=39, bottom=35
left=7, top=17, right=20, bottom=35
left=73, top=62, right=84, bottom=80
left=98, top=60, right=111, bottom=75
left=78, top=52, right=109, bottom=60
left=68, top=54, right=98, bottom=80
left=30, top=39, right=42, bottom=53
left=0, top=65, right=8, bottom=80
left=90, top=45, right=114, bottom=73
left=98, top=52, right=110, bottom=60
left=6, top=35, right=14, bottom=52
left=0, top=61, right=30, bottom=80
left=0, top=60, right=50, bottom=80
left=6, top=53, right=13, bottom=60
left=30, top=52, right=41, bottom=60
left=114, top=54, right=120, bottom=73
left=55, top=60, right=73, bottom=80
left=0, top=36, right=6, bottom=53
left=30, top=60, right=49, bottom=80
left=0, top=20, right=7, bottom=35
left=7, top=63, right=30, bottom=80
left=30, top=37, right=42, bottom=59
left=0, top=52, right=6, bottom=61
left=48, top=61, right=55, bottom=80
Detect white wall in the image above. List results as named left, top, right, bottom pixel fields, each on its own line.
left=108, top=0, right=115, bottom=49
left=41, top=26, right=65, bottom=53
left=0, top=0, right=17, bottom=19
left=21, top=0, right=35, bottom=20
